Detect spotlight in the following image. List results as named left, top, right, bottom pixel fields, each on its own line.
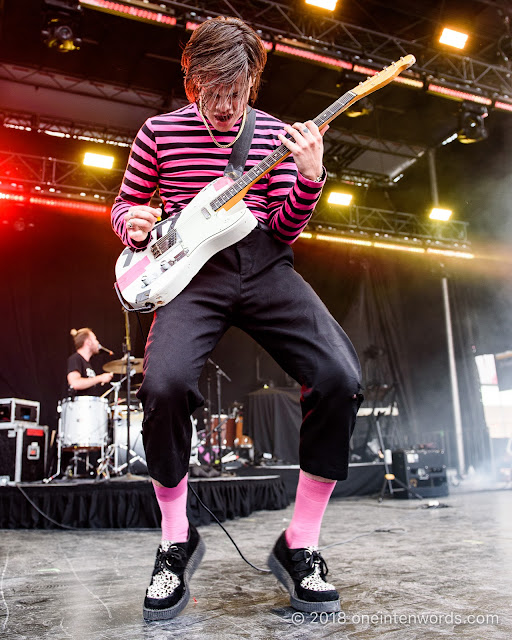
left=328, top=192, right=352, bottom=206
left=457, top=101, right=488, bottom=144
left=439, top=27, right=468, bottom=50
left=41, top=1, right=82, bottom=52
left=83, top=152, right=114, bottom=169
left=429, top=207, right=453, bottom=222
left=305, top=0, right=338, bottom=10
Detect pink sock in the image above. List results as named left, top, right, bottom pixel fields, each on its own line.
left=152, top=475, right=189, bottom=543
left=285, top=470, right=336, bottom=549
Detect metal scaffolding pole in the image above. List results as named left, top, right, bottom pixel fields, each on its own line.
left=441, top=275, right=465, bottom=475
left=429, top=147, right=465, bottom=475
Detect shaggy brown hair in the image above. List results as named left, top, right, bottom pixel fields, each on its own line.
left=181, top=16, right=267, bottom=104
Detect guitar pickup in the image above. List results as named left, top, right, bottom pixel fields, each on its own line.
left=169, top=246, right=189, bottom=264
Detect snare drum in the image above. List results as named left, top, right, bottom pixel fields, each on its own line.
left=59, top=396, right=109, bottom=448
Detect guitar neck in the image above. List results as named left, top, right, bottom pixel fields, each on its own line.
left=210, top=89, right=358, bottom=211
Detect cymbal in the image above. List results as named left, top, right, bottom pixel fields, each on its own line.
left=103, top=356, right=144, bottom=375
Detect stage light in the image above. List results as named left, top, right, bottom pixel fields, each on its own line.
left=457, top=102, right=488, bottom=144
left=328, top=192, right=353, bottom=206
left=0, top=192, right=25, bottom=202
left=83, top=152, right=114, bottom=169
left=275, top=43, right=351, bottom=70
left=428, top=83, right=492, bottom=106
left=430, top=208, right=453, bottom=221
left=439, top=27, right=468, bottom=50
left=44, top=130, right=67, bottom=138
left=427, top=248, right=474, bottom=259
left=305, top=0, right=338, bottom=10
left=82, top=0, right=176, bottom=26
left=41, top=1, right=83, bottom=53
left=317, top=234, right=372, bottom=247
left=374, top=242, right=425, bottom=254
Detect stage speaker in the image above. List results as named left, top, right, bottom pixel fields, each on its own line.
left=391, top=449, right=449, bottom=499
left=0, top=423, right=48, bottom=482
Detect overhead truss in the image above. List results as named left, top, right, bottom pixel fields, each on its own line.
left=84, top=0, right=512, bottom=101
left=0, top=150, right=469, bottom=247
left=0, top=150, right=124, bottom=198
left=1, top=105, right=427, bottom=186
left=311, top=205, right=469, bottom=245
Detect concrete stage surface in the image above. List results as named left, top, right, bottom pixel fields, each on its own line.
left=1, top=489, right=510, bottom=640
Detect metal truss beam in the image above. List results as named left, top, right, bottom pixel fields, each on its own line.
left=0, top=150, right=124, bottom=198
left=0, top=150, right=469, bottom=246
left=107, top=0, right=512, bottom=100
left=1, top=106, right=426, bottom=185
left=310, top=204, right=469, bottom=245
left=1, top=108, right=135, bottom=147
left=0, top=62, right=175, bottom=111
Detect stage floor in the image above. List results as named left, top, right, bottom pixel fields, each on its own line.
left=1, top=489, right=510, bottom=639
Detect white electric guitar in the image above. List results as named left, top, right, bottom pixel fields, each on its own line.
left=114, top=54, right=415, bottom=312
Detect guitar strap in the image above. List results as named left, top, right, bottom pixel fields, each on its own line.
left=223, top=106, right=257, bottom=180
left=163, top=107, right=256, bottom=234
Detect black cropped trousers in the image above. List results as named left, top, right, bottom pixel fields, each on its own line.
left=137, top=224, right=363, bottom=487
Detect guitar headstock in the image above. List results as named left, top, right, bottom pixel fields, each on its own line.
left=351, top=54, right=416, bottom=97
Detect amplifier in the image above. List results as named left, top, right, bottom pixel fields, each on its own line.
left=0, top=422, right=48, bottom=482
left=392, top=449, right=449, bottom=499
left=0, top=398, right=40, bottom=424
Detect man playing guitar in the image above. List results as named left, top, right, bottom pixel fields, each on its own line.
left=111, top=16, right=363, bottom=621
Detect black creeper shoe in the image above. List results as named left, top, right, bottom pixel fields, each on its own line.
left=143, top=523, right=205, bottom=621
left=268, top=531, right=341, bottom=613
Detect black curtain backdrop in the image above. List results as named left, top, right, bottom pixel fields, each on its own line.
left=1, top=201, right=509, bottom=472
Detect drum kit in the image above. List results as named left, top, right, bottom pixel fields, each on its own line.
left=46, top=353, right=147, bottom=481
left=46, top=309, right=254, bottom=480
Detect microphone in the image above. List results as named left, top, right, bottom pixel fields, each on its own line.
left=98, top=344, right=114, bottom=356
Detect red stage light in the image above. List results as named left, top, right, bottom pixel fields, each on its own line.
left=275, top=43, right=352, bottom=69
left=28, top=196, right=109, bottom=216
left=82, top=1, right=176, bottom=26
left=0, top=192, right=26, bottom=202
left=428, top=84, right=492, bottom=105
left=495, top=100, right=512, bottom=113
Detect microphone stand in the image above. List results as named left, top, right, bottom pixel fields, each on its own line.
left=123, top=309, right=132, bottom=477
left=207, top=358, right=231, bottom=475
left=206, top=367, right=213, bottom=466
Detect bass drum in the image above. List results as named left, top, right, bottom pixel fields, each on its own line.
left=59, top=396, right=109, bottom=448
left=114, top=406, right=147, bottom=474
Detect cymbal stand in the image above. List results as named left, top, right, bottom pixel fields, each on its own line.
left=100, top=376, right=127, bottom=405
left=207, top=358, right=231, bottom=475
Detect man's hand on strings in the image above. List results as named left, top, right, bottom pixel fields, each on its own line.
left=278, top=121, right=329, bottom=182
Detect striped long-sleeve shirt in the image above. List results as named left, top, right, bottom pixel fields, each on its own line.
left=111, top=102, right=325, bottom=248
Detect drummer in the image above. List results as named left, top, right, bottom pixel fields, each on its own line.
left=67, top=328, right=113, bottom=396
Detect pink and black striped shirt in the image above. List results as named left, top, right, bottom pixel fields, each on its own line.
left=111, top=103, right=325, bottom=248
